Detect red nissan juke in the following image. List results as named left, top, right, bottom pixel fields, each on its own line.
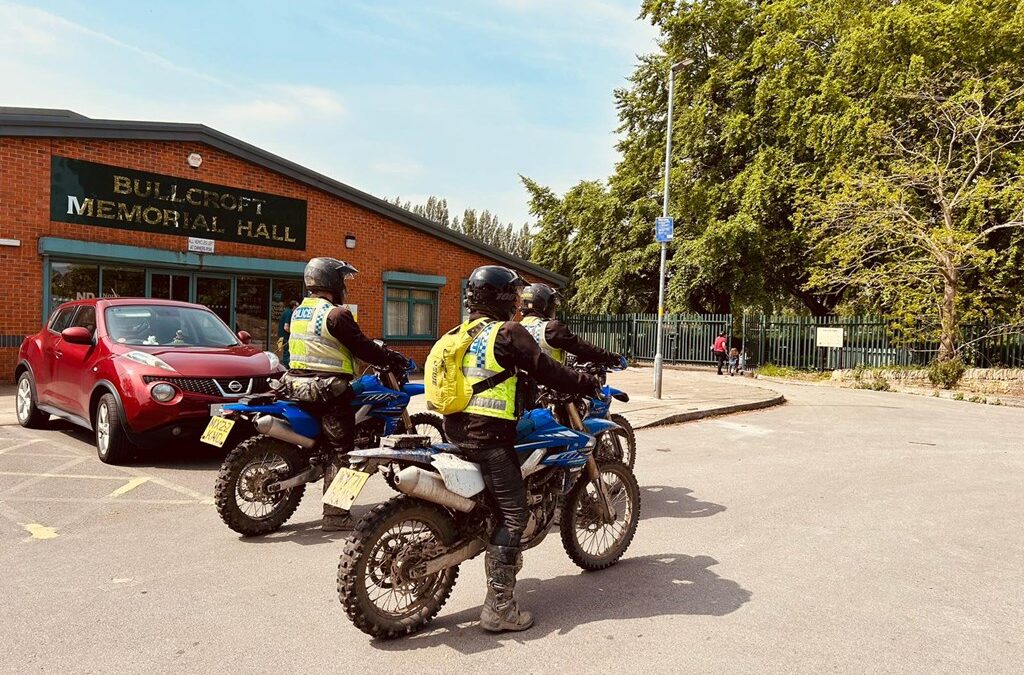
left=15, top=298, right=284, bottom=464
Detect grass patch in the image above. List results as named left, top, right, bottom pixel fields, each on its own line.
left=756, top=364, right=831, bottom=380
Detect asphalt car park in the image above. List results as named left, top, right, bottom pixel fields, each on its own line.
left=2, top=381, right=1022, bottom=673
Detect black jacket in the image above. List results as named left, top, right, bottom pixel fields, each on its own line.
left=524, top=313, right=618, bottom=364
left=444, top=310, right=598, bottom=449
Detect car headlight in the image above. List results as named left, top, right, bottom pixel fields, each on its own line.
left=150, top=383, right=177, bottom=403
left=123, top=350, right=176, bottom=371
left=264, top=351, right=281, bottom=370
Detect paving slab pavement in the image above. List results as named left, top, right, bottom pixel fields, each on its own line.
left=0, top=368, right=784, bottom=429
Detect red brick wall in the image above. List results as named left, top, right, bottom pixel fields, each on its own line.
left=0, top=137, right=543, bottom=382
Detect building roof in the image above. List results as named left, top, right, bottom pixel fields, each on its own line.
left=0, top=107, right=565, bottom=285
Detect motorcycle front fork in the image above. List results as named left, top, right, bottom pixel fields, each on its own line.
left=565, top=401, right=617, bottom=523
left=384, top=370, right=414, bottom=432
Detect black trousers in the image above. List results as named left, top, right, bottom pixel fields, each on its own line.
left=463, top=444, right=528, bottom=549
left=316, top=388, right=356, bottom=516
left=714, top=351, right=727, bottom=374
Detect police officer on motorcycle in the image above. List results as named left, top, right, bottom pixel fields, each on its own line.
left=520, top=283, right=626, bottom=368
left=443, top=265, right=602, bottom=632
left=285, top=257, right=409, bottom=531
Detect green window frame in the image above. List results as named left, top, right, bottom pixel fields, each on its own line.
left=384, top=284, right=438, bottom=340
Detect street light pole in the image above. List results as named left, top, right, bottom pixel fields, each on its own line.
left=654, top=58, right=692, bottom=399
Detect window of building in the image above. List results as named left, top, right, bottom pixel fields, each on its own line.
left=100, top=267, right=145, bottom=299
left=385, top=285, right=437, bottom=339
left=50, top=262, right=99, bottom=314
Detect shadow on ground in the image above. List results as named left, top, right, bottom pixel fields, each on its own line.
left=373, top=553, right=751, bottom=655
left=640, top=485, right=726, bottom=520
left=50, top=422, right=226, bottom=470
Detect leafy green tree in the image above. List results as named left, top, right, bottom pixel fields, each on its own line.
left=392, top=196, right=531, bottom=258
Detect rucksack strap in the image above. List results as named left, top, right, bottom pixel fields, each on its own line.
left=471, top=368, right=514, bottom=394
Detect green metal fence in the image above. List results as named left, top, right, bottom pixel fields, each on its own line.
left=560, top=313, right=1024, bottom=369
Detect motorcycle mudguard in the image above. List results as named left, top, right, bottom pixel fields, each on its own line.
left=430, top=452, right=485, bottom=498
left=222, top=401, right=321, bottom=438
left=583, top=416, right=622, bottom=436
left=347, top=446, right=443, bottom=464
left=402, top=382, right=425, bottom=397
left=605, top=386, right=630, bottom=403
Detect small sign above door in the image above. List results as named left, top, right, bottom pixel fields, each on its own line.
left=188, top=237, right=215, bottom=254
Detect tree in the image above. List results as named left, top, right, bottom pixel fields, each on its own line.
left=392, top=196, right=532, bottom=258
left=807, top=75, right=1024, bottom=359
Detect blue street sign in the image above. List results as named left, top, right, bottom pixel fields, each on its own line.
left=655, top=216, right=674, bottom=243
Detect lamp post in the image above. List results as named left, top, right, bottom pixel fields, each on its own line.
left=654, top=57, right=693, bottom=399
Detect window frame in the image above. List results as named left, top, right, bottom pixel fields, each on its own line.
left=383, top=283, right=439, bottom=341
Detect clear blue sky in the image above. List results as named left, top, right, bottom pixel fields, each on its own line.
left=1, top=0, right=658, bottom=224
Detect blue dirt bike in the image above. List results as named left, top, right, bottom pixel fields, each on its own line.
left=209, top=361, right=444, bottom=536
left=573, top=361, right=636, bottom=469
left=334, top=384, right=641, bottom=639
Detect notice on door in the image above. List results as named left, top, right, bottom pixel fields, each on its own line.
left=50, top=156, right=307, bottom=250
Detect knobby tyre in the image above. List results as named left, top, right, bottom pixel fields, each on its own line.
left=595, top=414, right=636, bottom=469
left=214, top=435, right=306, bottom=536
left=560, top=461, right=641, bottom=571
left=337, top=496, right=460, bottom=639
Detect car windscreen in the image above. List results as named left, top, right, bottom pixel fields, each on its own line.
left=104, top=306, right=240, bottom=348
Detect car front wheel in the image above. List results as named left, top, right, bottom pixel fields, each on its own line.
left=95, top=393, right=134, bottom=465
left=15, top=372, right=49, bottom=429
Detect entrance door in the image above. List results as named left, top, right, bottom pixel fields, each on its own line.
left=149, top=272, right=191, bottom=301
left=196, top=276, right=232, bottom=327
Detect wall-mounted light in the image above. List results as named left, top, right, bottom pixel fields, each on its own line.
left=345, top=234, right=357, bottom=249
left=187, top=152, right=203, bottom=169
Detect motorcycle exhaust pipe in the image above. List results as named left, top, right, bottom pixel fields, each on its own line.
left=253, top=415, right=316, bottom=449
left=394, top=466, right=476, bottom=513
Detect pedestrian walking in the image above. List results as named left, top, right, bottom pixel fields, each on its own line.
left=712, top=331, right=728, bottom=375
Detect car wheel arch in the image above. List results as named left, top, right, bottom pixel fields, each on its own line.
left=89, top=381, right=126, bottom=430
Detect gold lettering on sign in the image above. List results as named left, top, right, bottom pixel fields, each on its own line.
left=283, top=226, right=296, bottom=242
left=255, top=223, right=270, bottom=239
left=133, top=180, right=152, bottom=198
left=237, top=220, right=253, bottom=238
left=67, top=196, right=94, bottom=216
left=211, top=216, right=224, bottom=233
left=142, top=206, right=163, bottom=225
left=186, top=188, right=202, bottom=206
left=113, top=176, right=132, bottom=194
left=220, top=193, right=237, bottom=211
left=95, top=200, right=116, bottom=219
left=163, top=209, right=180, bottom=228
left=192, top=214, right=209, bottom=231
left=117, top=203, right=141, bottom=222
left=204, top=191, right=220, bottom=209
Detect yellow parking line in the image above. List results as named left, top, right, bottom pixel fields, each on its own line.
left=106, top=477, right=150, bottom=498
left=23, top=523, right=58, bottom=540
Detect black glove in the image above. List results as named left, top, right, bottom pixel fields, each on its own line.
left=385, top=350, right=409, bottom=373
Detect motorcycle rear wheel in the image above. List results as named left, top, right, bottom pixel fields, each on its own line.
left=214, top=435, right=307, bottom=536
left=338, top=496, right=460, bottom=639
left=560, top=461, right=640, bottom=571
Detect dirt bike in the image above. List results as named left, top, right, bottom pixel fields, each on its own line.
left=207, top=360, right=443, bottom=536
left=333, top=387, right=642, bottom=639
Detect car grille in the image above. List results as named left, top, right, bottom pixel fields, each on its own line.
left=143, top=376, right=273, bottom=398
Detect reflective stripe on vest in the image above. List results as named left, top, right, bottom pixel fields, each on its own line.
left=521, top=316, right=565, bottom=364
left=287, top=297, right=356, bottom=375
left=460, top=320, right=517, bottom=420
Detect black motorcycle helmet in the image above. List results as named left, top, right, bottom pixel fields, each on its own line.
left=521, top=283, right=561, bottom=319
left=304, top=257, right=358, bottom=304
left=465, top=265, right=526, bottom=320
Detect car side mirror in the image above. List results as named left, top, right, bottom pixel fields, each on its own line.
left=61, top=327, right=93, bottom=345
left=237, top=330, right=252, bottom=344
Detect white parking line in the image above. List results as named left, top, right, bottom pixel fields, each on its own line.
left=0, top=439, right=45, bottom=455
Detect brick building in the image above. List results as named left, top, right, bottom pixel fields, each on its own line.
left=0, top=108, right=563, bottom=382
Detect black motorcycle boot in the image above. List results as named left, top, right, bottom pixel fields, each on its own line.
left=480, top=544, right=534, bottom=632
left=321, top=460, right=353, bottom=532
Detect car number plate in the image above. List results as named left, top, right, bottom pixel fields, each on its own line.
left=322, top=468, right=371, bottom=511
left=200, top=416, right=236, bottom=447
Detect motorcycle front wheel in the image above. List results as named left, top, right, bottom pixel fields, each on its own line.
left=337, top=496, right=460, bottom=639
left=214, top=435, right=307, bottom=536
left=560, top=461, right=640, bottom=571
left=595, top=414, right=636, bottom=469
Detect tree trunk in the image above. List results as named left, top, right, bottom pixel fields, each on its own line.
left=938, top=270, right=958, bottom=361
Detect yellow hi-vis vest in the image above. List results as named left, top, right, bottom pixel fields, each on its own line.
left=461, top=321, right=517, bottom=420
left=287, top=297, right=356, bottom=375
left=521, top=315, right=565, bottom=364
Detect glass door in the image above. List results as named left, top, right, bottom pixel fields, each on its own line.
left=196, top=275, right=233, bottom=328
left=149, top=271, right=191, bottom=301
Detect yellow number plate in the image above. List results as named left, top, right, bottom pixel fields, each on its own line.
left=323, top=468, right=371, bottom=511
left=200, top=416, right=236, bottom=447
